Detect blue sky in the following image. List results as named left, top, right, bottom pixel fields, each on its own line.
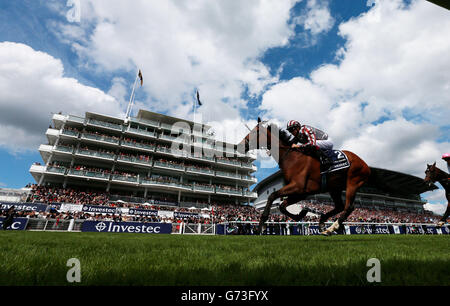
left=0, top=0, right=448, bottom=213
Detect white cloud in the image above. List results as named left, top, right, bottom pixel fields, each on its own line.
left=341, top=118, right=448, bottom=177
left=291, top=0, right=335, bottom=46
left=49, top=0, right=302, bottom=122
left=302, top=0, right=335, bottom=35
left=0, top=42, right=123, bottom=152
left=260, top=0, right=450, bottom=177
left=260, top=77, right=333, bottom=129
left=311, top=0, right=450, bottom=126
left=423, top=188, right=447, bottom=216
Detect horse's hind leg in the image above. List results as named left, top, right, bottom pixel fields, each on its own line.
left=319, top=190, right=344, bottom=233
left=324, top=181, right=364, bottom=234
left=438, top=195, right=449, bottom=226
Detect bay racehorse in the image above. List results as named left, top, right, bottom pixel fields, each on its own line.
left=424, top=163, right=449, bottom=226
left=240, top=119, right=371, bottom=235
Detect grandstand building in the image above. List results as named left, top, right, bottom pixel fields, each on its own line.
left=254, top=168, right=437, bottom=214
left=29, top=110, right=258, bottom=207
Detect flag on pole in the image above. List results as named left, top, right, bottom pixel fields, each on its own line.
left=196, top=90, right=202, bottom=106
left=138, top=70, right=143, bottom=86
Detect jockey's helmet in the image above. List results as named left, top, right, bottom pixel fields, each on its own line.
left=287, top=120, right=301, bottom=131
left=442, top=153, right=450, bottom=161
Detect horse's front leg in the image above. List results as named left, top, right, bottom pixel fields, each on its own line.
left=257, top=190, right=279, bottom=235
left=279, top=194, right=308, bottom=221
left=257, top=182, right=303, bottom=234
left=438, top=200, right=449, bottom=227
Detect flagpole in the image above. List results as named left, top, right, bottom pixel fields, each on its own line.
left=193, top=91, right=197, bottom=123
left=126, top=70, right=140, bottom=120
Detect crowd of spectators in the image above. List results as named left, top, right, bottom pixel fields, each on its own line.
left=63, top=126, right=81, bottom=134
left=192, top=181, right=214, bottom=189
left=47, top=161, right=67, bottom=170
left=186, top=163, right=213, bottom=172
left=83, top=130, right=120, bottom=143
left=0, top=206, right=211, bottom=225
left=20, top=184, right=443, bottom=224
left=26, top=184, right=109, bottom=205
left=118, top=151, right=151, bottom=163
left=112, top=170, right=138, bottom=180
left=145, top=174, right=182, bottom=185
left=217, top=156, right=241, bottom=164
left=79, top=146, right=115, bottom=157
left=155, top=143, right=171, bottom=152
left=123, top=137, right=155, bottom=148
left=216, top=184, right=242, bottom=193
left=55, top=142, right=74, bottom=150
left=72, top=164, right=111, bottom=175
left=211, top=204, right=260, bottom=223
left=154, top=158, right=185, bottom=168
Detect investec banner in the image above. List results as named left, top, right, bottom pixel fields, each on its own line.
left=345, top=225, right=393, bottom=235
left=82, top=205, right=118, bottom=214
left=0, top=202, right=47, bottom=212
left=227, top=223, right=449, bottom=236
left=0, top=217, right=29, bottom=230
left=60, top=204, right=83, bottom=213
left=174, top=211, right=199, bottom=219
left=82, top=221, right=172, bottom=234
left=128, top=208, right=158, bottom=216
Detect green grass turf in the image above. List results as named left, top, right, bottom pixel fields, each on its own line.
left=0, top=231, right=448, bottom=286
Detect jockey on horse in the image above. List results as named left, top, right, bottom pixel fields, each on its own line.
left=241, top=119, right=371, bottom=236
left=281, top=120, right=333, bottom=166
left=443, top=153, right=450, bottom=174
left=440, top=153, right=450, bottom=226
left=424, top=153, right=450, bottom=227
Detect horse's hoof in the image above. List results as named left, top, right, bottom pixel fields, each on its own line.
left=325, top=220, right=340, bottom=233
left=320, top=230, right=331, bottom=236
left=257, top=226, right=265, bottom=235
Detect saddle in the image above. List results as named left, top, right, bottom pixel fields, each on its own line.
left=296, top=145, right=331, bottom=170
left=295, top=146, right=350, bottom=173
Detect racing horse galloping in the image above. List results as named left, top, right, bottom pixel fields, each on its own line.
left=424, top=163, right=449, bottom=226
left=240, top=119, right=371, bottom=235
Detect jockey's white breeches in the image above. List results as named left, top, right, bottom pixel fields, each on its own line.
left=317, top=139, right=333, bottom=151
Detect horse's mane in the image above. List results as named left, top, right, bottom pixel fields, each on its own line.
left=430, top=164, right=449, bottom=177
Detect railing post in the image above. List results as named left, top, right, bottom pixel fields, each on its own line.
left=68, top=219, right=75, bottom=232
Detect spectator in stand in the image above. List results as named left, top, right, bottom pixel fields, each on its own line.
left=2, top=206, right=16, bottom=230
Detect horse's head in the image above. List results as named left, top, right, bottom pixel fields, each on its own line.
left=424, top=162, right=438, bottom=187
